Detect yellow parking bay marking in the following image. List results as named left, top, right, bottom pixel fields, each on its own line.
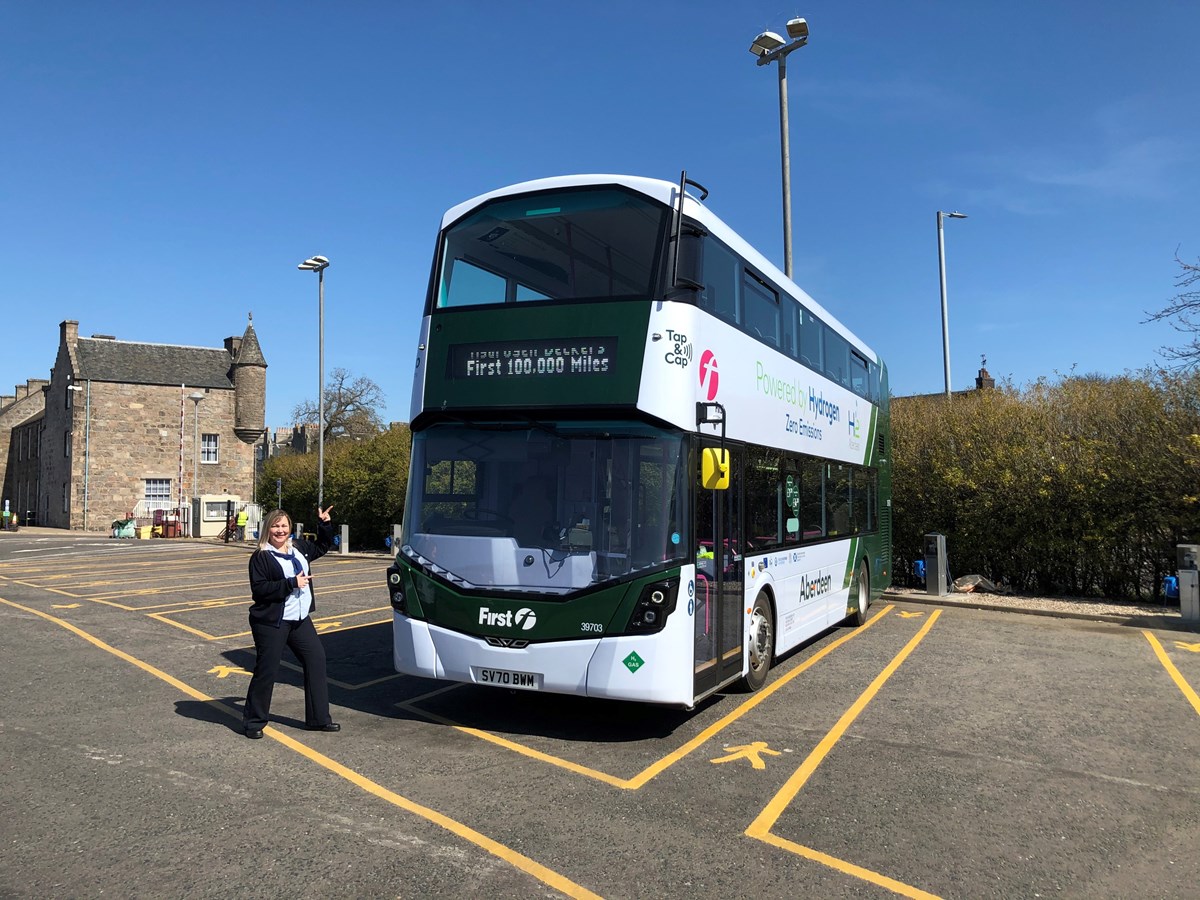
left=745, top=609, right=942, bottom=900
left=398, top=605, right=895, bottom=790
left=93, top=577, right=384, bottom=610
left=1175, top=641, right=1200, bottom=653
left=1144, top=631, right=1200, bottom=716
left=0, top=595, right=602, bottom=900
left=147, top=606, right=390, bottom=642
left=84, top=569, right=384, bottom=604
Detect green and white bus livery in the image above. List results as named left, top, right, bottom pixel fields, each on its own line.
left=387, top=173, right=891, bottom=707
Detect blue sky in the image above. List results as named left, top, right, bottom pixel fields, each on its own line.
left=4, top=1, right=1197, bottom=426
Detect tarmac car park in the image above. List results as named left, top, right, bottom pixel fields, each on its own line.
left=2, top=531, right=1198, bottom=899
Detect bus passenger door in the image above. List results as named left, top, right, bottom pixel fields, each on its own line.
left=694, top=445, right=744, bottom=699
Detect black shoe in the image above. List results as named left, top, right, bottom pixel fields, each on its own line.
left=305, top=722, right=341, bottom=732
left=245, top=727, right=264, bottom=740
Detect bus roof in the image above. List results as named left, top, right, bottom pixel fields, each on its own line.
left=440, top=174, right=881, bottom=366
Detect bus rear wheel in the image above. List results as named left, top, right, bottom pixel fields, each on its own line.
left=853, top=560, right=871, bottom=626
left=742, top=593, right=774, bottom=692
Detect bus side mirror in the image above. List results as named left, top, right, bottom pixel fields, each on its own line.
left=701, top=448, right=729, bottom=490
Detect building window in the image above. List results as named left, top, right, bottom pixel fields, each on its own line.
left=65, top=430, right=72, bottom=457
left=145, top=479, right=172, bottom=507
left=62, top=482, right=69, bottom=513
left=201, top=433, right=219, bottom=464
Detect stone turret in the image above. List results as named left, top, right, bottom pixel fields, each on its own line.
left=231, top=315, right=267, bottom=444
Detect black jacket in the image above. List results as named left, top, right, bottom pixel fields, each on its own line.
left=247, top=521, right=334, bottom=626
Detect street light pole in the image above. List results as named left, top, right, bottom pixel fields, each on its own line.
left=936, top=211, right=968, bottom=398
left=750, top=17, right=809, bottom=280
left=297, top=255, right=330, bottom=507
left=189, top=392, right=204, bottom=536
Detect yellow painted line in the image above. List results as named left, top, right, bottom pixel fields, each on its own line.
left=92, top=577, right=384, bottom=608
left=209, top=609, right=392, bottom=642
left=402, top=605, right=895, bottom=790
left=1144, top=631, right=1200, bottom=716
left=746, top=609, right=941, bottom=899
left=752, top=832, right=941, bottom=900
left=0, top=595, right=602, bottom=900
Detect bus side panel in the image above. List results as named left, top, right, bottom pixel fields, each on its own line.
left=585, top=569, right=697, bottom=706
left=637, top=302, right=703, bottom=429
left=747, top=540, right=855, bottom=658
left=409, top=316, right=432, bottom=422
left=394, top=613, right=442, bottom=678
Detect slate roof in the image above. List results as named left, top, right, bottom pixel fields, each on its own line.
left=75, top=338, right=233, bottom=389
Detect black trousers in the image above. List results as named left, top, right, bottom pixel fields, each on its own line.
left=243, top=616, right=332, bottom=730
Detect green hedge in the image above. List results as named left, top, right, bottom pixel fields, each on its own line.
left=892, top=371, right=1200, bottom=600
left=258, top=424, right=411, bottom=551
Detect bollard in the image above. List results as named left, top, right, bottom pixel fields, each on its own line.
left=393, top=524, right=403, bottom=552
left=340, top=523, right=350, bottom=555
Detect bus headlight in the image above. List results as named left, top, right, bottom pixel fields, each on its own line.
left=386, top=564, right=407, bottom=613
left=627, top=577, right=679, bottom=634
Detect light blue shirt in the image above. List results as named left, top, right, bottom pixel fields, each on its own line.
left=270, top=547, right=313, bottom=621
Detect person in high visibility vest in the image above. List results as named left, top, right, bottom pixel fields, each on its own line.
left=236, top=507, right=249, bottom=541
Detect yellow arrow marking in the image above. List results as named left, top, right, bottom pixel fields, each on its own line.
left=899, top=611, right=924, bottom=618
left=1175, top=641, right=1200, bottom=653
left=710, top=741, right=781, bottom=770
left=208, top=665, right=251, bottom=679
left=52, top=603, right=82, bottom=609
left=314, top=621, right=343, bottom=632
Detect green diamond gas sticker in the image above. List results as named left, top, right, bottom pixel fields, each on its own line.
left=623, top=651, right=645, bottom=674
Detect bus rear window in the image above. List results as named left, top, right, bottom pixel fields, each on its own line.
left=435, top=187, right=669, bottom=309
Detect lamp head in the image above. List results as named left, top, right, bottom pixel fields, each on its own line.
left=749, top=31, right=786, bottom=56
left=947, top=211, right=968, bottom=219
left=298, top=255, right=330, bottom=271
left=785, top=17, right=808, bottom=40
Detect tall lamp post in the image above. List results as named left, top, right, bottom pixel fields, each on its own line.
left=68, top=382, right=90, bottom=530
left=936, top=211, right=968, bottom=398
left=189, top=392, right=204, bottom=536
left=749, top=17, right=809, bottom=280
left=297, top=255, right=330, bottom=507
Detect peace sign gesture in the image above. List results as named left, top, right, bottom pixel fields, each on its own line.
left=317, top=504, right=334, bottom=523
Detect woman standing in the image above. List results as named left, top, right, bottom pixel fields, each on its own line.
left=242, top=506, right=341, bottom=739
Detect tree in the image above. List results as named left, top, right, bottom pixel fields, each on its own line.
left=291, top=368, right=386, bottom=442
left=258, top=422, right=412, bottom=549
left=1146, top=251, right=1200, bottom=369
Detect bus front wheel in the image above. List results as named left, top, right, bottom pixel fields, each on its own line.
left=853, top=560, right=871, bottom=626
left=742, top=593, right=774, bottom=692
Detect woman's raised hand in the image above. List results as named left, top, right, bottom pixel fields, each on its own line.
left=318, top=504, right=334, bottom=523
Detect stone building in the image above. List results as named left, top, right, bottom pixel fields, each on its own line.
left=0, top=318, right=267, bottom=531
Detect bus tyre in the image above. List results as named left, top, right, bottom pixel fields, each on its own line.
left=853, top=561, right=870, bottom=626
left=742, top=593, right=774, bottom=692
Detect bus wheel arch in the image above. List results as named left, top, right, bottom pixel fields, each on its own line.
left=852, top=558, right=871, bottom=626
left=742, top=588, right=776, bottom=692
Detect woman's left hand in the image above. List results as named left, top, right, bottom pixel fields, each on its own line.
left=317, top=504, right=334, bottom=523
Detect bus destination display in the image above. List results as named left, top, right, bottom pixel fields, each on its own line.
left=450, top=338, right=618, bottom=379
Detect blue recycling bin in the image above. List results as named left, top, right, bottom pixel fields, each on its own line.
left=1163, top=575, right=1179, bottom=600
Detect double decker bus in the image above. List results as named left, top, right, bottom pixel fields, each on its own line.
left=386, top=173, right=891, bottom=707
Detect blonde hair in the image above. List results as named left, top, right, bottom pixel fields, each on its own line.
left=257, top=509, right=294, bottom=552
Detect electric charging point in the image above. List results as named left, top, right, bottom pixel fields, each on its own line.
left=924, top=532, right=950, bottom=597
left=1178, top=544, right=1199, bottom=626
